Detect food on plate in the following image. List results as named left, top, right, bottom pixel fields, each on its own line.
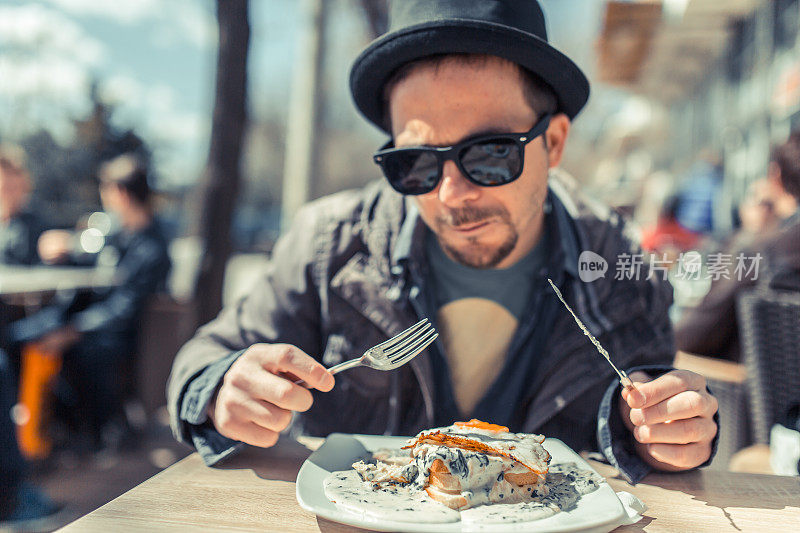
left=323, top=420, right=605, bottom=524
left=389, top=419, right=551, bottom=509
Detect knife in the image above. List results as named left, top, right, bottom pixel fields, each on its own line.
left=547, top=278, right=638, bottom=392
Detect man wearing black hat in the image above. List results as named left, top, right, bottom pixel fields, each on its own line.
left=168, top=0, right=718, bottom=482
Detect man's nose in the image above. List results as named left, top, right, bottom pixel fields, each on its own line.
left=437, top=160, right=480, bottom=206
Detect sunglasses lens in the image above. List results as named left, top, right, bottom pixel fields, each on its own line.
left=460, top=139, right=521, bottom=185
left=382, top=150, right=440, bottom=195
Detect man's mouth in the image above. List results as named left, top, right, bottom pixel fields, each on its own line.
left=451, top=220, right=492, bottom=233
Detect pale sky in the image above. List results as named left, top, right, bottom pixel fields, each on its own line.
left=0, top=0, right=606, bottom=189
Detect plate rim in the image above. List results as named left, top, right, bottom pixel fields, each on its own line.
left=296, top=433, right=627, bottom=533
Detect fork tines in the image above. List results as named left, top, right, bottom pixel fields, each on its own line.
left=378, top=318, right=428, bottom=350
left=385, top=321, right=438, bottom=363
left=389, top=330, right=438, bottom=365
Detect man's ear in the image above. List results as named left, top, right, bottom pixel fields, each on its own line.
left=545, top=113, right=571, bottom=169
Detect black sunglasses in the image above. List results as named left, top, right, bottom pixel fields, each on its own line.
left=373, top=114, right=551, bottom=196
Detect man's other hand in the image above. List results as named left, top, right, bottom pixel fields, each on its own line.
left=207, top=344, right=335, bottom=448
left=620, top=369, right=718, bottom=471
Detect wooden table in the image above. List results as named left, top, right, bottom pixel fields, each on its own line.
left=0, top=265, right=117, bottom=297
left=673, top=352, right=747, bottom=384
left=59, top=438, right=800, bottom=532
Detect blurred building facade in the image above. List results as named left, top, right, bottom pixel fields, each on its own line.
left=598, top=0, right=800, bottom=231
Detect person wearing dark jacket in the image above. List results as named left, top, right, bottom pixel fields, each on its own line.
left=167, top=0, right=718, bottom=484
left=11, top=154, right=171, bottom=447
left=676, top=131, right=800, bottom=361
left=0, top=145, right=45, bottom=265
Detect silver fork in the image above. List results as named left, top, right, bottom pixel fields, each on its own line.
left=294, top=318, right=437, bottom=386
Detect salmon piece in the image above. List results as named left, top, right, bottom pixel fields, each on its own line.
left=505, top=470, right=542, bottom=486
left=428, top=458, right=461, bottom=491
left=424, top=485, right=467, bottom=510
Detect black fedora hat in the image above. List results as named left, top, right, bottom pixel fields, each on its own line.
left=350, top=0, right=590, bottom=133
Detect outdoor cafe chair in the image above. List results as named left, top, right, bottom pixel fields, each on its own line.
left=737, top=287, right=800, bottom=444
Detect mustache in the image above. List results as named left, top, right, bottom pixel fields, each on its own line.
left=437, top=206, right=508, bottom=227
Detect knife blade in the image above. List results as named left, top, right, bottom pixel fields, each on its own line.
left=547, top=278, right=637, bottom=392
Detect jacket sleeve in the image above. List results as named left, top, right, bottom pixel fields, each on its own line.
left=70, top=238, right=170, bottom=334
left=166, top=205, right=324, bottom=448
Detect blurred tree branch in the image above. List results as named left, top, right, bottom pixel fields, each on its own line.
left=358, top=0, right=388, bottom=38
left=191, top=0, right=250, bottom=325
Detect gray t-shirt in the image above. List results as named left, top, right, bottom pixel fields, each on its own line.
left=424, top=228, right=549, bottom=416
left=425, top=229, right=548, bottom=320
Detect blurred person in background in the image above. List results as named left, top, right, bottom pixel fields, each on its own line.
left=766, top=145, right=800, bottom=223
left=674, top=150, right=725, bottom=236
left=675, top=131, right=800, bottom=361
left=9, top=154, right=171, bottom=452
left=640, top=194, right=701, bottom=260
left=0, top=348, right=61, bottom=529
left=727, top=178, right=781, bottom=251
left=738, top=179, right=780, bottom=234
left=0, top=145, right=46, bottom=266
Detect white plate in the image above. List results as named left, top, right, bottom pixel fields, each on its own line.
left=296, top=433, right=628, bottom=532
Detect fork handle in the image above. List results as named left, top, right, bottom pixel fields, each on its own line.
left=326, top=359, right=362, bottom=375
left=292, top=358, right=361, bottom=387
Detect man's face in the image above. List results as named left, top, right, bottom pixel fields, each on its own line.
left=388, top=57, right=569, bottom=269
left=0, top=167, right=30, bottom=218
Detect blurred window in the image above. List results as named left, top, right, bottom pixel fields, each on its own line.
left=773, top=0, right=799, bottom=50
left=727, top=16, right=757, bottom=82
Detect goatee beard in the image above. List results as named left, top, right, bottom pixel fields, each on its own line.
left=436, top=205, right=517, bottom=269
left=441, top=234, right=517, bottom=269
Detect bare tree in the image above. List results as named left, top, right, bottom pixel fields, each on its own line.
left=191, top=0, right=250, bottom=325
left=358, top=0, right=388, bottom=38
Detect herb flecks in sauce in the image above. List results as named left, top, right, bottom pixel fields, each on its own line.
left=324, top=456, right=603, bottom=524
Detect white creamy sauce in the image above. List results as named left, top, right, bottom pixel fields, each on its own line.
left=461, top=463, right=603, bottom=524
left=323, top=457, right=603, bottom=525
left=324, top=470, right=460, bottom=523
